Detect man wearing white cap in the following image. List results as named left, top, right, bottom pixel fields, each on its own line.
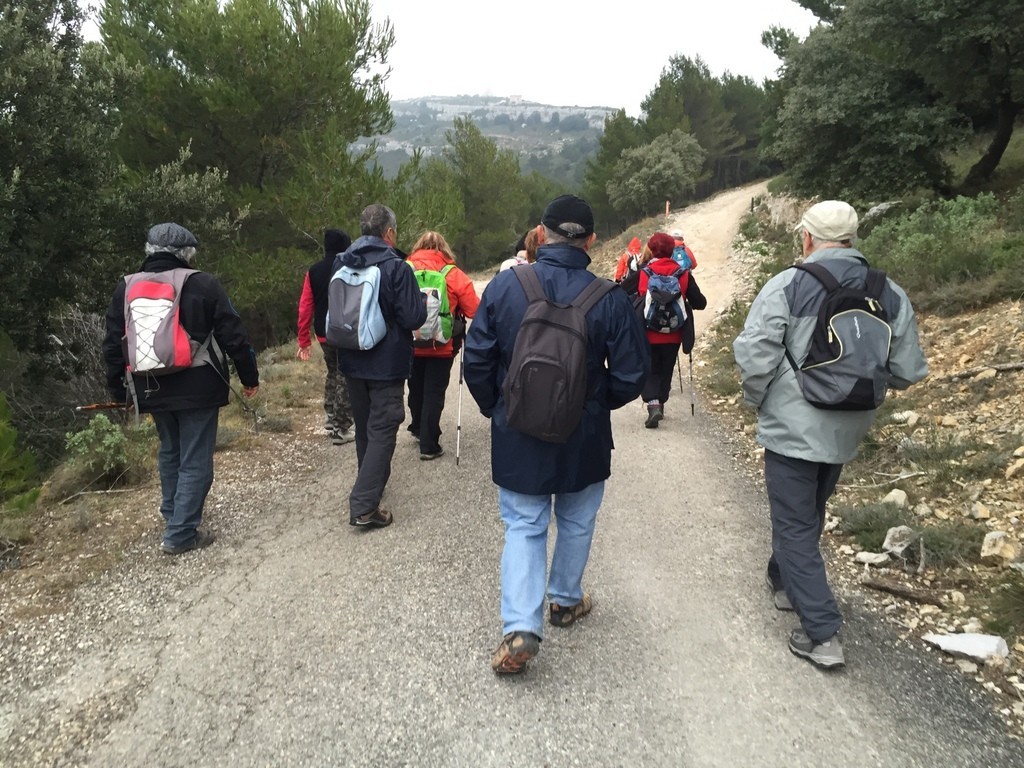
left=733, top=200, right=927, bottom=669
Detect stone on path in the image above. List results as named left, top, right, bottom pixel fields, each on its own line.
left=923, top=632, right=1009, bottom=662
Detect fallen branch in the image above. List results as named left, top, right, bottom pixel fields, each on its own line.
left=942, top=361, right=1024, bottom=381
left=860, top=576, right=946, bottom=608
left=837, top=471, right=924, bottom=489
left=59, top=487, right=140, bottom=506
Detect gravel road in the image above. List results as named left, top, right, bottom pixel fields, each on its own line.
left=2, top=184, right=1022, bottom=767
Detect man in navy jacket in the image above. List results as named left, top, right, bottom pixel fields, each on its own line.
left=334, top=204, right=426, bottom=529
left=465, top=195, right=648, bottom=674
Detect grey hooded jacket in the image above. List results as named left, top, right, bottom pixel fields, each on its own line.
left=732, top=247, right=928, bottom=464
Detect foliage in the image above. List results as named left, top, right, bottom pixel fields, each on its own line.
left=443, top=118, right=529, bottom=269
left=607, top=131, right=706, bottom=220
left=989, top=572, right=1024, bottom=637
left=837, top=503, right=912, bottom=552
left=582, top=110, right=645, bottom=233
left=859, top=192, right=1024, bottom=313
left=767, top=20, right=964, bottom=201
left=0, top=393, right=36, bottom=501
left=63, top=414, right=155, bottom=486
left=0, top=1, right=128, bottom=358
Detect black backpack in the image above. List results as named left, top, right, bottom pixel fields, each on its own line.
left=501, top=265, right=616, bottom=443
left=785, top=261, right=892, bottom=411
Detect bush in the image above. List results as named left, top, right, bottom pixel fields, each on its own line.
left=837, top=503, right=912, bottom=551
left=860, top=192, right=1024, bottom=313
left=64, top=414, right=155, bottom=487
left=989, top=572, right=1024, bottom=637
left=0, top=392, right=37, bottom=502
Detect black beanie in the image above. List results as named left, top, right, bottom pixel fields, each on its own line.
left=324, top=228, right=351, bottom=257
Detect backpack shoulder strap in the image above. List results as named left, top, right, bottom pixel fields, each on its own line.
left=511, top=264, right=547, bottom=304
left=792, top=261, right=840, bottom=292
left=865, top=268, right=887, bottom=298
left=573, top=277, right=616, bottom=315
left=440, top=264, right=456, bottom=277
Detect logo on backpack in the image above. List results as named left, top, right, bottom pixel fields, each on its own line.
left=642, top=266, right=687, bottom=333
left=501, top=266, right=616, bottom=443
left=123, top=268, right=209, bottom=375
left=785, top=262, right=893, bottom=411
left=326, top=263, right=388, bottom=351
left=408, top=262, right=455, bottom=347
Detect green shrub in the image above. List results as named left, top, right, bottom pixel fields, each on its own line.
left=64, top=415, right=155, bottom=486
left=0, top=392, right=37, bottom=502
left=0, top=487, right=41, bottom=544
left=860, top=192, right=1024, bottom=313
left=837, top=503, right=912, bottom=551
left=988, top=572, right=1024, bottom=637
left=920, top=522, right=985, bottom=568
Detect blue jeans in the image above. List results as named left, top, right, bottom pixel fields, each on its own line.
left=498, top=481, right=605, bottom=637
left=151, top=407, right=220, bottom=549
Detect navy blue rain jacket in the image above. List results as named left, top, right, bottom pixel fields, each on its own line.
left=332, top=236, right=427, bottom=381
left=464, top=244, right=649, bottom=494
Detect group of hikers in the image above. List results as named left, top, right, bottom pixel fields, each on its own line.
left=101, top=194, right=927, bottom=674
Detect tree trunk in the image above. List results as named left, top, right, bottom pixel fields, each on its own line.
left=962, top=92, right=1019, bottom=190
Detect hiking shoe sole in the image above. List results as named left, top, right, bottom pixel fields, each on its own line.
left=420, top=448, right=445, bottom=460
left=161, top=529, right=215, bottom=555
left=491, top=631, right=541, bottom=675
left=549, top=593, right=593, bottom=627
left=331, top=430, right=355, bottom=445
left=351, top=509, right=393, bottom=529
left=788, top=630, right=845, bottom=669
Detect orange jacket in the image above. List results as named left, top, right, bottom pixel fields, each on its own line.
left=407, top=249, right=480, bottom=358
left=613, top=237, right=642, bottom=281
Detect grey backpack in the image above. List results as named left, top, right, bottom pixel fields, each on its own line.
left=785, top=261, right=892, bottom=411
left=501, top=265, right=616, bottom=443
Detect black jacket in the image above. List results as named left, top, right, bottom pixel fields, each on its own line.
left=103, top=253, right=259, bottom=412
left=307, top=253, right=335, bottom=339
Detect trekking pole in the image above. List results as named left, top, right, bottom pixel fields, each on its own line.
left=676, top=351, right=684, bottom=395
left=689, top=352, right=695, bottom=417
left=456, top=351, right=465, bottom=467
left=75, top=402, right=127, bottom=411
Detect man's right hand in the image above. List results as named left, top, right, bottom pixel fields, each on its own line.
left=243, top=386, right=259, bottom=398
left=296, top=346, right=311, bottom=362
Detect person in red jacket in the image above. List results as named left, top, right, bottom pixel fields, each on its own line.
left=613, top=236, right=642, bottom=282
left=638, top=232, right=707, bottom=428
left=296, top=228, right=354, bottom=445
left=406, top=231, right=480, bottom=459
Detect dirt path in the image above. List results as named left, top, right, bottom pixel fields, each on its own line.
left=666, top=180, right=769, bottom=332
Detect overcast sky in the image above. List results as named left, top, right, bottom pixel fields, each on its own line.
left=367, top=0, right=820, bottom=115
left=82, top=1, right=821, bottom=118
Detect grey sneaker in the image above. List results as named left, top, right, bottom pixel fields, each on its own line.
left=332, top=428, right=355, bottom=445
left=766, top=573, right=794, bottom=612
left=788, top=630, right=845, bottom=669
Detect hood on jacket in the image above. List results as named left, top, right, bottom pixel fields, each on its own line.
left=339, top=235, right=406, bottom=269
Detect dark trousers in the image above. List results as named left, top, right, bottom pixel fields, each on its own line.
left=407, top=355, right=455, bottom=454
left=345, top=377, right=405, bottom=520
left=641, top=342, right=680, bottom=405
left=764, top=449, right=844, bottom=643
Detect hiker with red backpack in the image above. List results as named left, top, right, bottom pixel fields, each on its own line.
left=613, top=236, right=642, bottom=282
left=296, top=228, right=355, bottom=446
left=638, top=232, right=707, bottom=428
left=102, top=223, right=260, bottom=555
left=405, top=230, right=479, bottom=461
left=464, top=195, right=648, bottom=676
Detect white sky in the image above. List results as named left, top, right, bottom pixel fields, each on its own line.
left=367, top=0, right=820, bottom=116
left=81, top=1, right=821, bottom=118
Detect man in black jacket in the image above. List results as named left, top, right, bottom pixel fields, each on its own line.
left=335, top=204, right=426, bottom=529
left=103, top=223, right=260, bottom=555
left=296, top=228, right=354, bottom=445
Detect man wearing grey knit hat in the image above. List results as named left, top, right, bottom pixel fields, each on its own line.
left=103, top=222, right=260, bottom=555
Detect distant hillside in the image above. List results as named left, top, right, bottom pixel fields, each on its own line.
left=363, top=95, right=616, bottom=185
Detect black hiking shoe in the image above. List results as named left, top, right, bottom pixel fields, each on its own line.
left=161, top=529, right=215, bottom=555
left=766, top=573, right=794, bottom=612
left=419, top=447, right=445, bottom=461
left=491, top=631, right=541, bottom=675
left=644, top=404, right=663, bottom=429
left=351, top=508, right=393, bottom=529
left=549, top=593, right=593, bottom=627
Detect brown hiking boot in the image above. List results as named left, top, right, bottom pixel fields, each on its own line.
left=491, top=631, right=541, bottom=675
left=351, top=508, right=393, bottom=529
left=549, top=593, right=593, bottom=627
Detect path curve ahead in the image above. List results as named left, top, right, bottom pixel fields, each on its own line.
left=2, top=182, right=1022, bottom=767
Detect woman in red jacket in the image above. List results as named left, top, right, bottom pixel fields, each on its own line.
left=406, top=231, right=480, bottom=459
left=638, top=232, right=707, bottom=428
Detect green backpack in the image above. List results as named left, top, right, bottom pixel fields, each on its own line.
left=408, top=262, right=456, bottom=347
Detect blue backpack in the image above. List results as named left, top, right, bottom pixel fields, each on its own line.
left=672, top=244, right=694, bottom=271
left=642, top=266, right=687, bottom=333
left=325, top=263, right=388, bottom=350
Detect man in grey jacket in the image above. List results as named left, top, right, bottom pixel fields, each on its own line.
left=733, top=200, right=928, bottom=669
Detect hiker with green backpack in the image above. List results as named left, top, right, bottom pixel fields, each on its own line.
left=405, top=230, right=479, bottom=460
